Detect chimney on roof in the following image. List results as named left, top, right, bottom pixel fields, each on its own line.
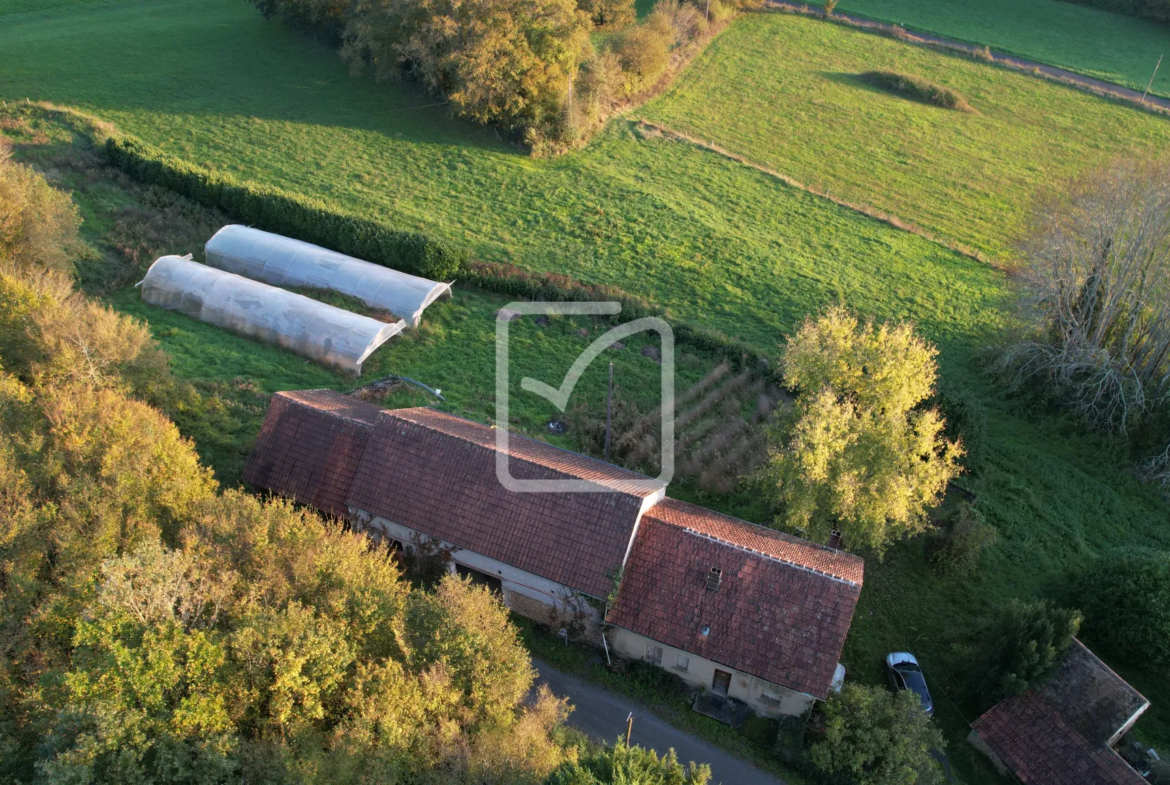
left=827, top=529, right=842, bottom=550
left=706, top=567, right=722, bottom=592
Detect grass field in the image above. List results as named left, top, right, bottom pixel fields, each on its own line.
left=4, top=1, right=1170, bottom=782
left=819, top=0, right=1170, bottom=98
left=640, top=12, right=1170, bottom=262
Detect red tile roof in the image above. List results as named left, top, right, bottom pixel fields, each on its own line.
left=971, top=691, right=1146, bottom=785
left=242, top=390, right=381, bottom=517
left=346, top=407, right=662, bottom=598
left=607, top=498, right=863, bottom=699
left=643, top=497, right=865, bottom=584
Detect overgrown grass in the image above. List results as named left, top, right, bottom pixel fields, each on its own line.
left=640, top=12, right=1170, bottom=262
left=4, top=3, right=1170, bottom=782
left=813, top=0, right=1170, bottom=98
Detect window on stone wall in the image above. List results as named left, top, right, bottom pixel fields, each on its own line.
left=676, top=654, right=690, bottom=672
left=644, top=644, right=663, bottom=665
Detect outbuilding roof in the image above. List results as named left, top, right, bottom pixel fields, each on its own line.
left=969, top=640, right=1149, bottom=785
left=607, top=498, right=863, bottom=699
left=242, top=390, right=381, bottom=517
left=346, top=407, right=664, bottom=599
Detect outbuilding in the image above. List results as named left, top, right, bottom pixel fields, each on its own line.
left=205, top=225, right=452, bottom=328
left=139, top=256, right=404, bottom=375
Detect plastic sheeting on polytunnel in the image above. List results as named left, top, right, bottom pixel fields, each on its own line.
left=139, top=256, right=405, bottom=376
left=204, top=225, right=452, bottom=328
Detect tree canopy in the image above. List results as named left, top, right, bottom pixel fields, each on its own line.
left=757, top=307, right=962, bottom=555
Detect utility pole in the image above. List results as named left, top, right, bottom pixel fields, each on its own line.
left=1141, top=54, right=1163, bottom=106
left=604, top=362, right=613, bottom=462
left=625, top=713, right=634, bottom=749
left=705, top=0, right=709, bottom=22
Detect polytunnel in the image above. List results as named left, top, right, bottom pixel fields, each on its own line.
left=139, top=256, right=405, bottom=375
left=204, top=225, right=452, bottom=328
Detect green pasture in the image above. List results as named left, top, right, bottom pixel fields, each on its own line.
left=3, top=0, right=1170, bottom=781
left=816, top=0, right=1170, bottom=98
left=640, top=12, right=1170, bottom=262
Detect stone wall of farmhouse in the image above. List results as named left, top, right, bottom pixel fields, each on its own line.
left=607, top=627, right=816, bottom=718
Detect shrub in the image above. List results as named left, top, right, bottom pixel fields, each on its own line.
left=1059, top=0, right=1169, bottom=24
left=102, top=133, right=467, bottom=281
left=0, top=152, right=82, bottom=273
left=547, top=743, right=711, bottom=785
left=757, top=307, right=963, bottom=555
left=977, top=599, right=1081, bottom=706
left=613, top=19, right=673, bottom=94
left=927, top=503, right=997, bottom=578
left=860, top=71, right=973, bottom=112
left=809, top=684, right=945, bottom=785
left=1079, top=547, right=1170, bottom=667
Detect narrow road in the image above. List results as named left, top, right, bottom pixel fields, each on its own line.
left=768, top=2, right=1170, bottom=114
left=532, top=659, right=786, bottom=785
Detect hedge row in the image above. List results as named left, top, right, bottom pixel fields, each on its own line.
left=860, top=71, right=972, bottom=112
left=102, top=134, right=468, bottom=281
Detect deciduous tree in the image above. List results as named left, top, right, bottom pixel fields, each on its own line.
left=757, top=307, right=962, bottom=555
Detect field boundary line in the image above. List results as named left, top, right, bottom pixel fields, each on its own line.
left=764, top=3, right=1170, bottom=117
left=632, top=119, right=997, bottom=268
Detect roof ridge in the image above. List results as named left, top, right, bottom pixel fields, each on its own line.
left=1065, top=638, right=1151, bottom=708
left=381, top=407, right=662, bottom=490
left=677, top=524, right=862, bottom=586
left=276, top=389, right=381, bottom=426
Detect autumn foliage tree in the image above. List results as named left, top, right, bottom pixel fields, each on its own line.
left=757, top=308, right=962, bottom=555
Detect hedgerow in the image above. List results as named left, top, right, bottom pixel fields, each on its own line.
left=102, top=132, right=468, bottom=281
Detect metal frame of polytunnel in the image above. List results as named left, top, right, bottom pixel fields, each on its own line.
left=204, top=225, right=453, bottom=328
left=139, top=256, right=405, bottom=376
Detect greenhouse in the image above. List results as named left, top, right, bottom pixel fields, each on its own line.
left=139, top=255, right=405, bottom=375
left=204, top=225, right=452, bottom=328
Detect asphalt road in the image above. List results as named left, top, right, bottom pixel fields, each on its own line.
left=532, top=659, right=786, bottom=785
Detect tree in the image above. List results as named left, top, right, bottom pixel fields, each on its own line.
left=809, top=684, right=944, bottom=785
left=757, top=307, right=962, bottom=555
left=340, top=0, right=592, bottom=133
left=976, top=599, right=1081, bottom=706
left=996, top=158, right=1170, bottom=434
left=0, top=151, right=81, bottom=274
left=926, top=503, right=997, bottom=578
left=577, top=0, right=634, bottom=29
left=1079, top=547, right=1170, bottom=667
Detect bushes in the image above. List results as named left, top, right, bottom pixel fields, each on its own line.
left=547, top=743, right=711, bottom=785
left=0, top=151, right=82, bottom=273
left=102, top=133, right=467, bottom=281
left=860, top=71, right=973, bottom=112
left=928, top=503, right=997, bottom=578
left=1079, top=547, right=1170, bottom=667
left=976, top=599, right=1081, bottom=706
left=809, top=684, right=945, bottom=785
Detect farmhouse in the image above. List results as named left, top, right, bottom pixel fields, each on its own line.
left=244, top=389, right=864, bottom=717
left=968, top=639, right=1150, bottom=785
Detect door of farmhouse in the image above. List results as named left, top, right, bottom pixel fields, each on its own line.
left=712, top=670, right=731, bottom=696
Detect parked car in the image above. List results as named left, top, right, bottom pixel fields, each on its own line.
left=885, top=652, right=934, bottom=715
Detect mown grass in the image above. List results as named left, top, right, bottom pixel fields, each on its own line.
left=816, top=0, right=1170, bottom=98
left=4, top=2, right=1170, bottom=782
left=640, top=12, right=1170, bottom=262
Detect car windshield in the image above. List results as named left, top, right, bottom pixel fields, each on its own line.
left=899, top=668, right=933, bottom=709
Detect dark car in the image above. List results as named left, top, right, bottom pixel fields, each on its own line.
left=886, top=652, right=934, bottom=716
